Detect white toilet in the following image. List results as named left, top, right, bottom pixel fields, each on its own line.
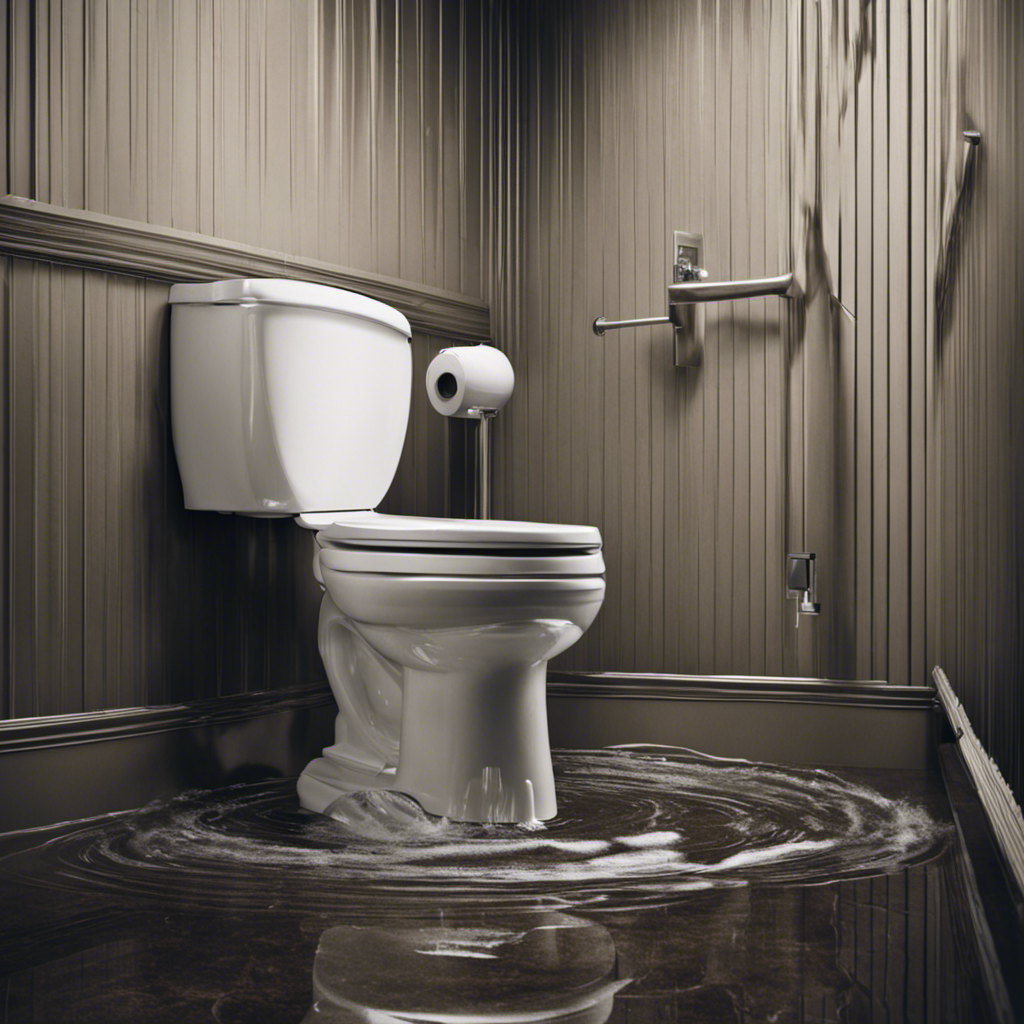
left=168, top=278, right=605, bottom=823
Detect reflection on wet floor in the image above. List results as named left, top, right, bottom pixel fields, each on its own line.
left=0, top=749, right=995, bottom=1023
left=303, top=912, right=629, bottom=1023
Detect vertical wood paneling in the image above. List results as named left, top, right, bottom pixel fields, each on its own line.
left=6, top=0, right=33, bottom=197
left=930, top=0, right=1024, bottom=802
left=888, top=0, right=911, bottom=687
left=714, top=3, right=735, bottom=673
left=8, top=0, right=488, bottom=299
left=503, top=0, right=792, bottom=676
left=0, top=0, right=493, bottom=718
left=1, top=0, right=8, bottom=198
left=763, top=0, right=787, bottom=676
left=0, top=258, right=414, bottom=715
left=501, top=0, right=1023, bottom=808
left=870, top=0, right=890, bottom=683
left=0, top=259, right=8, bottom=719
left=908, top=0, right=927, bottom=692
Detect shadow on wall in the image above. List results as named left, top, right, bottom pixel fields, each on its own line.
left=934, top=133, right=980, bottom=360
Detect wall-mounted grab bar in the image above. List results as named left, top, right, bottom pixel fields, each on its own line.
left=667, top=272, right=799, bottom=305
left=592, top=228, right=800, bottom=368
left=592, top=314, right=671, bottom=335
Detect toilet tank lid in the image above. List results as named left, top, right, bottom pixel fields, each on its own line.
left=312, top=511, right=603, bottom=550
left=167, top=279, right=412, bottom=337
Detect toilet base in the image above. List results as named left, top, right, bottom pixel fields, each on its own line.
left=297, top=662, right=558, bottom=824
left=296, top=757, right=398, bottom=814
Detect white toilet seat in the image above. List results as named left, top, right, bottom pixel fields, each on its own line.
left=313, top=510, right=605, bottom=576
left=304, top=510, right=603, bottom=550
left=318, top=545, right=605, bottom=576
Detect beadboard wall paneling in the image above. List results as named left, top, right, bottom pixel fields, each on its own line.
left=783, top=0, right=933, bottom=687
left=0, top=0, right=495, bottom=718
left=800, top=0, right=1024, bottom=799
left=929, top=0, right=1024, bottom=802
left=0, top=256, right=453, bottom=718
left=496, top=0, right=793, bottom=677
left=498, top=0, right=1023, bottom=798
left=3, top=0, right=1021, bottom=805
left=5, top=0, right=491, bottom=299
left=0, top=258, right=315, bottom=716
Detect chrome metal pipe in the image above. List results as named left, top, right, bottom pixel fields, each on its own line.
left=668, top=272, right=798, bottom=304
left=593, top=314, right=672, bottom=335
left=474, top=410, right=496, bottom=519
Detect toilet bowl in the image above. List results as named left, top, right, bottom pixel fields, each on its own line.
left=297, top=512, right=605, bottom=822
left=168, top=278, right=605, bottom=824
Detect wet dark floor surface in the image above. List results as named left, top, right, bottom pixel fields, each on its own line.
left=0, top=749, right=995, bottom=1023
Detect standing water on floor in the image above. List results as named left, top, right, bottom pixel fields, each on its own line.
left=0, top=749, right=995, bottom=1022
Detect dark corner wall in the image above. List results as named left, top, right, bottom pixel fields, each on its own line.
left=929, top=0, right=1024, bottom=801
left=0, top=0, right=501, bottom=717
left=497, top=0, right=1023, bottom=798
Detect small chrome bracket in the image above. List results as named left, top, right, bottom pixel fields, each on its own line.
left=465, top=408, right=497, bottom=520
left=671, top=230, right=706, bottom=368
left=787, top=552, right=821, bottom=627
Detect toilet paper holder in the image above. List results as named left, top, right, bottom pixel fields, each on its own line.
left=426, top=346, right=514, bottom=520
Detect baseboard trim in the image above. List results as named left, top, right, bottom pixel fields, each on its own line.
left=546, top=671, right=938, bottom=771
left=934, top=665, right=1024, bottom=914
left=938, top=743, right=1023, bottom=1023
left=0, top=195, right=491, bottom=342
left=0, top=682, right=334, bottom=754
left=0, top=682, right=335, bottom=835
left=548, top=670, right=935, bottom=708
left=0, top=672, right=941, bottom=834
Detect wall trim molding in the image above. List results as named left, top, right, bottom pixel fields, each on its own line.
left=1, top=672, right=940, bottom=833
left=0, top=196, right=491, bottom=342
left=938, top=744, right=1023, bottom=1023
left=0, top=682, right=337, bottom=834
left=0, top=671, right=931, bottom=756
left=548, top=670, right=936, bottom=709
left=934, top=666, right=1024, bottom=910
left=0, top=682, right=334, bottom=754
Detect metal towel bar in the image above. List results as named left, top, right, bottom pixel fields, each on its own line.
left=667, top=272, right=799, bottom=306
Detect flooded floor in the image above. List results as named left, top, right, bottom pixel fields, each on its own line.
left=0, top=749, right=994, bottom=1023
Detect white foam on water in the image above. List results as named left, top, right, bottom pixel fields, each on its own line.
left=615, top=831, right=683, bottom=848
left=46, top=749, right=951, bottom=907
left=697, top=838, right=838, bottom=872
left=416, top=949, right=498, bottom=959
left=395, top=836, right=614, bottom=862
left=584, top=848, right=688, bottom=873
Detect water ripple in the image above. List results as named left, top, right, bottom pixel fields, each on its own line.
left=3, top=749, right=950, bottom=912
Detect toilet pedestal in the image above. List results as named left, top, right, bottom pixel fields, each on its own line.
left=297, top=663, right=556, bottom=824
left=394, top=664, right=555, bottom=822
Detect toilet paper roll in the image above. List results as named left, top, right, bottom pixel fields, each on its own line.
left=425, top=345, right=515, bottom=418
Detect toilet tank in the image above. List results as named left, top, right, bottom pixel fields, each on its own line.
left=169, top=279, right=412, bottom=516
